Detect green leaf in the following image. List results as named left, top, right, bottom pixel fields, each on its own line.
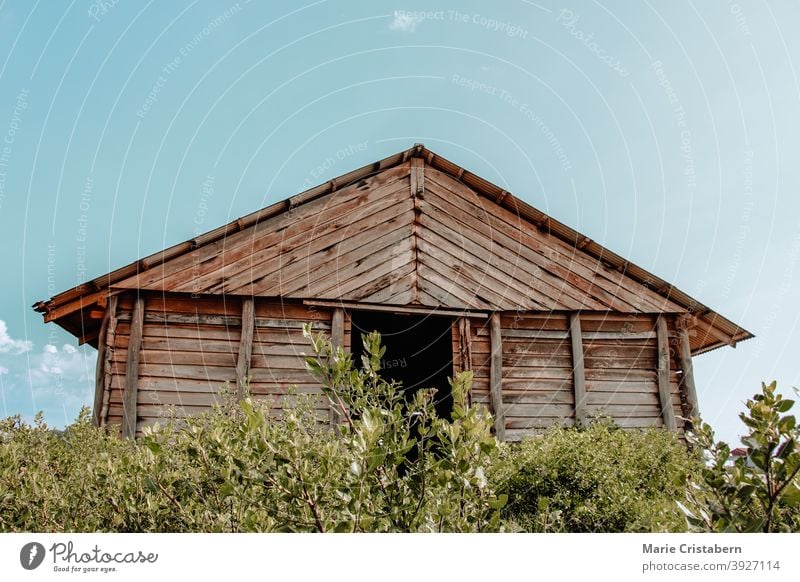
left=488, top=494, right=508, bottom=510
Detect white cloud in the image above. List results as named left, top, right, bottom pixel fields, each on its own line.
left=0, top=336, right=93, bottom=422
left=39, top=363, right=63, bottom=375
left=31, top=344, right=89, bottom=382
left=0, top=320, right=33, bottom=354
left=389, top=11, right=420, bottom=33
left=16, top=343, right=94, bottom=415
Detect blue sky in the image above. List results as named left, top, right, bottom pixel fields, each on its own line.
left=0, top=0, right=798, bottom=445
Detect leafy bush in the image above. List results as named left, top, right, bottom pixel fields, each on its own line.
left=0, top=328, right=504, bottom=532
left=492, top=420, right=698, bottom=532
left=0, top=409, right=142, bottom=532
left=682, top=381, right=800, bottom=532
left=8, top=325, right=789, bottom=533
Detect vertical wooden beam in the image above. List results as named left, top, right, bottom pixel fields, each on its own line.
left=409, top=156, right=424, bottom=303
left=329, top=308, right=345, bottom=425
left=569, top=312, right=587, bottom=426
left=452, top=320, right=463, bottom=373
left=677, top=325, right=700, bottom=420
left=461, top=318, right=472, bottom=372
left=410, top=156, right=424, bottom=196
left=489, top=313, right=505, bottom=440
left=656, top=315, right=677, bottom=432
left=122, top=295, right=144, bottom=440
left=92, top=296, right=112, bottom=427
left=236, top=297, right=255, bottom=399
left=330, top=307, right=344, bottom=349
left=99, top=295, right=119, bottom=427
left=456, top=317, right=474, bottom=405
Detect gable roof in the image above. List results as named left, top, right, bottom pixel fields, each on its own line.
left=33, top=144, right=752, bottom=355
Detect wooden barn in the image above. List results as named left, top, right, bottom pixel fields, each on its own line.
left=33, top=144, right=752, bottom=440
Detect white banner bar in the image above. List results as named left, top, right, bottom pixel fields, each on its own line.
left=1, top=533, right=798, bottom=581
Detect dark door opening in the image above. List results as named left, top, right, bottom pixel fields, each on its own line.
left=350, top=310, right=455, bottom=419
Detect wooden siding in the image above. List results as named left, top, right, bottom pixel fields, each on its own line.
left=496, top=313, right=576, bottom=441
left=421, top=169, right=682, bottom=312
left=113, top=164, right=417, bottom=301
left=579, top=314, right=684, bottom=432
left=100, top=294, right=688, bottom=440
left=109, top=159, right=687, bottom=315
left=466, top=312, right=685, bottom=441
left=103, top=293, right=327, bottom=436
left=468, top=318, right=492, bottom=407
left=249, top=301, right=330, bottom=421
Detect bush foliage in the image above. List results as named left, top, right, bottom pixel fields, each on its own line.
left=681, top=381, right=800, bottom=532
left=1, top=324, right=797, bottom=533
left=0, top=328, right=504, bottom=532
left=492, top=420, right=697, bottom=532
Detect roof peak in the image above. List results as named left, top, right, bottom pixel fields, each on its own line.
left=33, top=143, right=751, bottom=355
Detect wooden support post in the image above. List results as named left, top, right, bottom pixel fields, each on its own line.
left=410, top=156, right=424, bottom=196
left=656, top=315, right=677, bottom=432
left=677, top=325, right=700, bottom=420
left=455, top=318, right=474, bottom=406
left=459, top=317, right=473, bottom=372
left=236, top=297, right=255, bottom=399
left=92, top=298, right=112, bottom=427
left=330, top=308, right=344, bottom=348
left=122, top=296, right=144, bottom=440
left=329, top=308, right=345, bottom=425
left=569, top=312, right=587, bottom=426
left=99, top=296, right=119, bottom=427
left=410, top=156, right=423, bottom=303
left=489, top=313, right=505, bottom=440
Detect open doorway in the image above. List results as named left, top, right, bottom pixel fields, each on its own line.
left=350, top=310, right=455, bottom=419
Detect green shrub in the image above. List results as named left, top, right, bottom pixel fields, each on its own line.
left=0, top=409, right=141, bottom=532
left=10, top=327, right=789, bottom=533
left=492, top=419, right=698, bottom=532
left=0, top=328, right=504, bottom=532
left=682, top=381, right=800, bottom=532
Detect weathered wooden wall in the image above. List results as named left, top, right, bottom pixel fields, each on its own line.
left=464, top=318, right=491, bottom=407
left=418, top=167, right=685, bottom=312
left=248, top=301, right=331, bottom=420
left=102, top=292, right=329, bottom=436
left=98, top=291, right=692, bottom=440
left=465, top=312, right=687, bottom=441
left=497, top=313, right=576, bottom=441
left=580, top=314, right=683, bottom=431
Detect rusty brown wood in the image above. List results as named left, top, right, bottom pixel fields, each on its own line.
left=489, top=313, right=505, bottom=440
left=460, top=317, right=473, bottom=372
left=43, top=290, right=107, bottom=323
left=422, top=181, right=630, bottom=311
left=410, top=156, right=423, bottom=302
left=677, top=325, right=700, bottom=420
left=92, top=295, right=116, bottom=426
left=122, top=295, right=144, bottom=439
left=569, top=312, right=587, bottom=426
left=656, top=315, right=677, bottom=431
left=124, top=166, right=411, bottom=293
left=236, top=297, right=255, bottom=398
left=99, top=297, right=119, bottom=427
left=302, top=299, right=487, bottom=318
left=328, top=308, right=345, bottom=426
